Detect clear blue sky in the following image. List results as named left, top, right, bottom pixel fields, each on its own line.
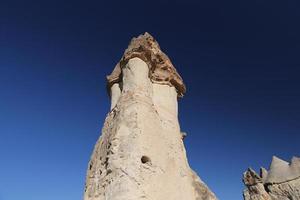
left=0, top=0, right=300, bottom=199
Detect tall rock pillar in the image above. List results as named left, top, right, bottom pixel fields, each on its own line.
left=83, top=33, right=217, bottom=200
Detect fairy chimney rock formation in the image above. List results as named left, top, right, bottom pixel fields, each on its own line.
left=83, top=33, right=217, bottom=200
left=243, top=156, right=300, bottom=200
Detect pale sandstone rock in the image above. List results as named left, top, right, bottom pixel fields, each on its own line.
left=243, top=156, right=300, bottom=200
left=266, top=156, right=300, bottom=184
left=243, top=168, right=272, bottom=200
left=106, top=32, right=186, bottom=97
left=84, top=33, right=217, bottom=200
left=260, top=167, right=268, bottom=183
left=110, top=83, right=121, bottom=110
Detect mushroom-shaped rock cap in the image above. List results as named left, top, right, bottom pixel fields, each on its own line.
left=107, top=32, right=186, bottom=97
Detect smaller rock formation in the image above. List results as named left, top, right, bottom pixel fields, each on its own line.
left=243, top=156, right=300, bottom=200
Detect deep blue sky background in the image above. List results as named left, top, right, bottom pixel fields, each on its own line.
left=1, top=0, right=300, bottom=199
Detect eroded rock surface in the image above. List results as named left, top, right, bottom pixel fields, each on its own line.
left=243, top=156, right=300, bottom=200
left=106, top=32, right=186, bottom=97
left=83, top=33, right=217, bottom=200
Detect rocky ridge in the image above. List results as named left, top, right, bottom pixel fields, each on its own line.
left=243, top=156, right=300, bottom=200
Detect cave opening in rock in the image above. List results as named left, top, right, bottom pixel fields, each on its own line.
left=141, top=156, right=151, bottom=164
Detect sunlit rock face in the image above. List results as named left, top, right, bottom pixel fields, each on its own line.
left=83, top=33, right=217, bottom=200
left=243, top=156, right=300, bottom=200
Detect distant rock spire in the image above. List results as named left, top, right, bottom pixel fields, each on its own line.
left=242, top=156, right=300, bottom=200
left=243, top=168, right=262, bottom=186
left=263, top=155, right=300, bottom=184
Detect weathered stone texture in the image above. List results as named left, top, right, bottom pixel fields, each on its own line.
left=84, top=33, right=217, bottom=200
left=243, top=156, right=300, bottom=200
left=106, top=32, right=186, bottom=97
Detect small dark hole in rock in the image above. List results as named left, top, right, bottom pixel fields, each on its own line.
left=106, top=169, right=112, bottom=175
left=141, top=156, right=150, bottom=164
